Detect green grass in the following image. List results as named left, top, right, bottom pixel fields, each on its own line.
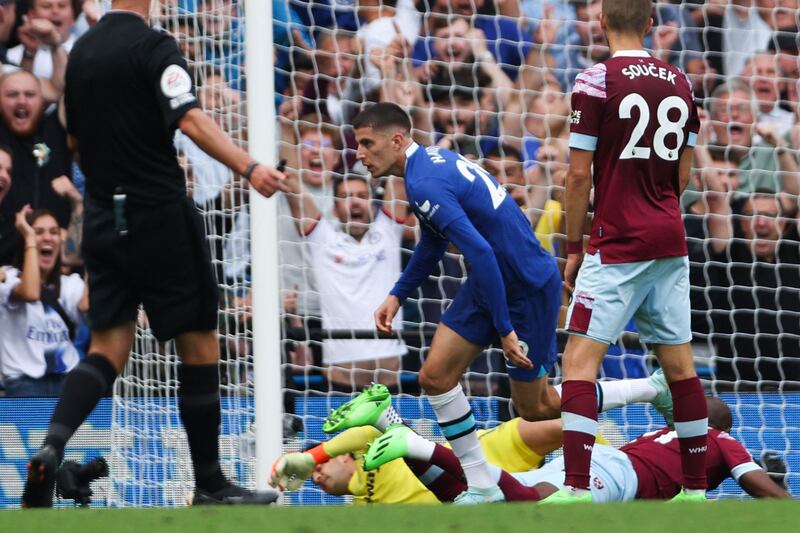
left=4, top=501, right=800, bottom=533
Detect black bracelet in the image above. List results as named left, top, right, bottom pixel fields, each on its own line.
left=243, top=161, right=259, bottom=180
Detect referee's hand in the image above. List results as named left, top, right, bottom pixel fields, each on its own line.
left=248, top=164, right=288, bottom=197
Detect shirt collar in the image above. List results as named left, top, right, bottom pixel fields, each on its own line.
left=612, top=49, right=650, bottom=58
left=403, top=142, right=419, bottom=173
left=107, top=9, right=147, bottom=21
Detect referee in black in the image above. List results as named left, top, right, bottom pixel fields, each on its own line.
left=22, top=0, right=285, bottom=507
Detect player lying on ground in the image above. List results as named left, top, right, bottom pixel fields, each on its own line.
left=269, top=384, right=604, bottom=504
left=353, top=102, right=674, bottom=503
left=270, top=388, right=789, bottom=503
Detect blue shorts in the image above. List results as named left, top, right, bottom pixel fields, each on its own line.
left=440, top=272, right=561, bottom=382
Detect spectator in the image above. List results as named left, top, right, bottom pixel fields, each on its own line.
left=721, top=0, right=798, bottom=79
left=548, top=0, right=607, bottom=91
left=768, top=32, right=799, bottom=109
left=704, top=189, right=800, bottom=391
left=645, top=2, right=705, bottom=74
left=7, top=0, right=74, bottom=81
left=424, top=0, right=533, bottom=82
left=283, top=172, right=407, bottom=391
left=278, top=115, right=342, bottom=367
left=500, top=70, right=570, bottom=166
left=410, top=13, right=514, bottom=105
left=348, top=0, right=419, bottom=100
left=706, top=80, right=756, bottom=159
left=195, top=0, right=243, bottom=85
left=172, top=13, right=207, bottom=69
left=426, top=65, right=494, bottom=158
left=0, top=203, right=87, bottom=397
left=684, top=147, right=741, bottom=339
left=0, top=0, right=17, bottom=57
left=483, top=143, right=561, bottom=254
left=739, top=52, right=794, bottom=136
left=300, top=29, right=359, bottom=126
left=0, top=70, right=71, bottom=234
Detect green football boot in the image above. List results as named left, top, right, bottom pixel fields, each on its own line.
left=668, top=489, right=706, bottom=503
left=648, top=368, right=674, bottom=427
left=363, top=423, right=412, bottom=470
left=453, top=486, right=505, bottom=505
left=323, top=383, right=391, bottom=433
left=538, top=487, right=593, bottom=505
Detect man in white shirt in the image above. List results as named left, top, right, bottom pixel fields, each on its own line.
left=284, top=170, right=408, bottom=391
left=8, top=0, right=76, bottom=80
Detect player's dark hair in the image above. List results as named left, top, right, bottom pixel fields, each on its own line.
left=602, top=0, right=652, bottom=35
left=351, top=103, right=412, bottom=134
left=12, top=208, right=63, bottom=294
left=706, top=397, right=732, bottom=433
left=332, top=173, right=371, bottom=198
left=487, top=143, right=522, bottom=162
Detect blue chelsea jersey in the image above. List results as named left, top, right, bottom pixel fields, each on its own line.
left=404, top=143, right=557, bottom=289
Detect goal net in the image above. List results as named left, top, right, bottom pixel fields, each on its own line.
left=108, top=0, right=799, bottom=506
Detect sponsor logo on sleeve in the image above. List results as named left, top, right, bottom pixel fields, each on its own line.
left=169, top=93, right=196, bottom=110
left=160, top=64, right=193, bottom=98
left=570, top=110, right=582, bottom=124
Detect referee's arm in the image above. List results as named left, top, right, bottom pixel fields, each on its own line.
left=178, top=108, right=287, bottom=197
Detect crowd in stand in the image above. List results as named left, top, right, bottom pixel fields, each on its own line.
left=0, top=0, right=798, bottom=399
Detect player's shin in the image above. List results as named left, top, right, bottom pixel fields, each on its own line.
left=404, top=459, right=466, bottom=502
left=178, top=363, right=227, bottom=493
left=670, top=377, right=708, bottom=492
left=560, top=380, right=598, bottom=492
left=43, top=353, right=119, bottom=462
left=428, top=384, right=496, bottom=489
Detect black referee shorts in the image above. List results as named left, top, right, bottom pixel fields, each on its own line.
left=83, top=196, right=219, bottom=341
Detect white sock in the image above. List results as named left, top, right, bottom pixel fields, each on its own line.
left=597, top=379, right=658, bottom=412
left=404, top=430, right=436, bottom=461
left=427, top=384, right=495, bottom=489
left=555, top=380, right=658, bottom=412
left=375, top=405, right=403, bottom=432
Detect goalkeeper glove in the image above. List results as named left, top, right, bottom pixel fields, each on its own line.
left=269, top=452, right=316, bottom=491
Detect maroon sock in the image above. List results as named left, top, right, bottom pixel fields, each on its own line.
left=404, top=458, right=466, bottom=502
left=428, top=443, right=465, bottom=479
left=561, top=380, right=598, bottom=490
left=670, top=377, right=708, bottom=490
left=498, top=470, right=541, bottom=501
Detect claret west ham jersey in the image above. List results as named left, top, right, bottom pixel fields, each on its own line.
left=569, top=50, right=700, bottom=264
left=622, top=427, right=761, bottom=499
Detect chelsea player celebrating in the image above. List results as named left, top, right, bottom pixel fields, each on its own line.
left=354, top=103, right=563, bottom=503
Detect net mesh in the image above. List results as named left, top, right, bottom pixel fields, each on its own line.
left=108, top=0, right=800, bottom=506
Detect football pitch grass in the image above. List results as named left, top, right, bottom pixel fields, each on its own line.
left=5, top=501, right=800, bottom=532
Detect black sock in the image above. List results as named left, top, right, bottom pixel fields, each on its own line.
left=178, top=363, right=226, bottom=492
left=44, top=353, right=118, bottom=463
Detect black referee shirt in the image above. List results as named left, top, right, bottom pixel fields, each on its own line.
left=65, top=11, right=199, bottom=206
